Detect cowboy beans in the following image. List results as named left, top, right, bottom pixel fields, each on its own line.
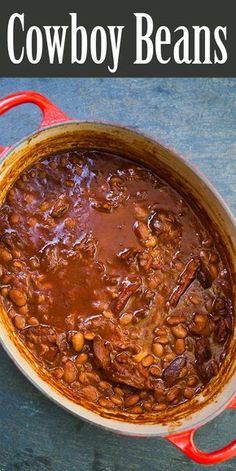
left=0, top=149, right=233, bottom=417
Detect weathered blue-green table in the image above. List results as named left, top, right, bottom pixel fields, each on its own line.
left=0, top=78, right=235, bottom=471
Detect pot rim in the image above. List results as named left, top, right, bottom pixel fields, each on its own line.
left=0, top=119, right=235, bottom=437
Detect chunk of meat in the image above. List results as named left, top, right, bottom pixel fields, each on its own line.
left=116, top=247, right=140, bottom=265
left=22, top=325, right=58, bottom=345
left=168, top=257, right=200, bottom=307
left=75, top=234, right=97, bottom=259
left=198, top=360, right=218, bottom=383
left=163, top=356, right=186, bottom=386
left=215, top=319, right=229, bottom=343
left=93, top=337, right=111, bottom=369
left=197, top=261, right=213, bottom=289
left=1, top=232, right=22, bottom=250
left=113, top=281, right=140, bottom=313
left=150, top=209, right=182, bottom=243
left=82, top=318, right=128, bottom=350
left=51, top=196, right=69, bottom=218
left=195, top=338, right=211, bottom=362
left=92, top=337, right=150, bottom=389
left=109, top=357, right=150, bottom=389
left=40, top=244, right=60, bottom=272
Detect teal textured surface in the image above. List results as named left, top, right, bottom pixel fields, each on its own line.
left=0, top=78, right=235, bottom=471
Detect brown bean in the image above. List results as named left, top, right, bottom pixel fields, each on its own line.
left=84, top=332, right=95, bottom=340
left=143, top=401, right=153, bottom=411
left=76, top=353, right=89, bottom=365
left=145, top=235, right=157, bottom=248
left=183, top=387, right=194, bottom=399
left=166, top=315, right=186, bottom=325
left=19, top=305, right=28, bottom=315
left=53, top=367, right=64, bottom=379
left=171, top=325, right=187, bottom=339
left=189, top=294, right=202, bottom=305
left=72, top=332, right=84, bottom=352
left=155, top=335, right=169, bottom=344
left=79, top=386, right=98, bottom=402
left=99, top=381, right=112, bottom=391
left=84, top=372, right=100, bottom=385
left=149, top=365, right=162, bottom=377
left=166, top=386, right=182, bottom=402
left=194, top=313, right=207, bottom=327
left=178, top=366, right=188, bottom=378
left=164, top=353, right=176, bottom=363
left=187, top=376, right=198, bottom=387
left=0, top=247, right=12, bottom=263
left=78, top=372, right=87, bottom=384
left=134, top=205, right=148, bottom=220
left=13, top=260, right=24, bottom=269
left=152, top=343, right=164, bottom=357
left=209, top=264, right=219, bottom=280
left=174, top=339, right=185, bottom=354
left=119, top=312, right=133, bottom=325
left=25, top=193, right=34, bottom=204
left=142, top=355, right=154, bottom=367
left=37, top=294, right=45, bottom=304
left=9, top=213, right=19, bottom=224
left=125, top=395, right=140, bottom=407
left=129, top=406, right=143, bottom=414
left=40, top=202, right=50, bottom=211
left=111, top=395, right=124, bottom=406
left=205, top=297, right=214, bottom=312
left=102, top=310, right=113, bottom=319
left=63, top=361, right=77, bottom=383
left=28, top=316, right=39, bottom=326
left=1, top=287, right=9, bottom=297
left=153, top=326, right=166, bottom=335
left=133, top=350, right=147, bottom=363
left=9, top=288, right=27, bottom=306
left=153, top=403, right=167, bottom=411
left=114, top=387, right=124, bottom=397
left=14, top=315, right=26, bottom=329
left=98, top=398, right=114, bottom=409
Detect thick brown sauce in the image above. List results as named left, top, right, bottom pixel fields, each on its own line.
left=0, top=150, right=233, bottom=416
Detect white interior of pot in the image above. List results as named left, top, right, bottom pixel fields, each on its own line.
left=0, top=121, right=235, bottom=436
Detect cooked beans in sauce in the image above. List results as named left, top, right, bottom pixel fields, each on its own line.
left=0, top=150, right=233, bottom=417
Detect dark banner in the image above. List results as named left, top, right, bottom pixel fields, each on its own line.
left=0, top=0, right=235, bottom=77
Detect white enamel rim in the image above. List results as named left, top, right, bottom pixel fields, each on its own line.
left=0, top=120, right=235, bottom=437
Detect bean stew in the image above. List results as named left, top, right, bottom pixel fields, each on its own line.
left=0, top=150, right=233, bottom=418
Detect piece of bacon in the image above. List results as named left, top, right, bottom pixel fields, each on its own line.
left=113, top=281, right=140, bottom=313
left=168, top=257, right=200, bottom=307
left=93, top=336, right=151, bottom=390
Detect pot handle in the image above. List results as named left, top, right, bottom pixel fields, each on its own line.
left=166, top=399, right=236, bottom=465
left=0, top=90, right=71, bottom=156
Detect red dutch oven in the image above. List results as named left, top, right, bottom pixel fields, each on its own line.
left=0, top=91, right=235, bottom=465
